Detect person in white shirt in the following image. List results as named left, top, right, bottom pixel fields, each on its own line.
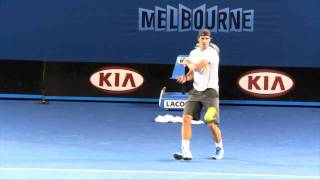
left=173, top=29, right=224, bottom=160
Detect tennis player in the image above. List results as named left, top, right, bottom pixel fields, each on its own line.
left=174, top=29, right=224, bottom=160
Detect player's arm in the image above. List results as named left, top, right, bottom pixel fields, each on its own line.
left=182, top=59, right=208, bottom=72
left=177, top=70, right=193, bottom=84
left=185, top=70, right=193, bottom=81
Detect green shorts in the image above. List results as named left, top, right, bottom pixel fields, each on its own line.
left=183, top=88, right=220, bottom=124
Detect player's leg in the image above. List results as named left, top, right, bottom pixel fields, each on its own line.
left=173, top=101, right=200, bottom=160
left=203, top=89, right=224, bottom=160
left=173, top=114, right=193, bottom=160
left=182, top=114, right=192, bottom=141
left=207, top=121, right=224, bottom=160
left=205, top=102, right=222, bottom=144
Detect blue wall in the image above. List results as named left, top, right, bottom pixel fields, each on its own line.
left=0, top=0, right=319, bottom=67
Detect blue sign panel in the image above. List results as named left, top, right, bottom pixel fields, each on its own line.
left=0, top=0, right=319, bottom=67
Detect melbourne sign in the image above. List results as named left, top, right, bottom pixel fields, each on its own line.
left=139, top=4, right=254, bottom=32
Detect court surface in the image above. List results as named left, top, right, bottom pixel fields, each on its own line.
left=0, top=100, right=319, bottom=179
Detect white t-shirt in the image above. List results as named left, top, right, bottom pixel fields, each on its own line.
left=188, top=46, right=219, bottom=92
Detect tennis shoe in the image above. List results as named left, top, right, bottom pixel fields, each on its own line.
left=212, top=146, right=224, bottom=160
left=173, top=151, right=192, bottom=160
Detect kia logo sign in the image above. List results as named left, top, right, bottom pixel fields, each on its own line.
left=238, top=69, right=295, bottom=98
left=90, top=66, right=144, bottom=93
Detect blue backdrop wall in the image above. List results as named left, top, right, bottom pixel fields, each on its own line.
left=1, top=0, right=319, bottom=67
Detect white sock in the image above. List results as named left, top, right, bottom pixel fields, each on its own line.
left=215, top=141, right=223, bottom=149
left=182, top=140, right=190, bottom=152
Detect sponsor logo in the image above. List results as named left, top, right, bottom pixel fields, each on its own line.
left=164, top=100, right=186, bottom=108
left=237, top=69, right=295, bottom=98
left=90, top=66, right=144, bottom=94
left=139, top=4, right=254, bottom=32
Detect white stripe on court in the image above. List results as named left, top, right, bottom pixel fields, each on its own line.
left=0, top=168, right=319, bottom=179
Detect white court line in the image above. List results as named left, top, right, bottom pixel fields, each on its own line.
left=0, top=168, right=319, bottom=179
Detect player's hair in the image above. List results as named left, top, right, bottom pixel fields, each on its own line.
left=197, top=29, right=211, bottom=38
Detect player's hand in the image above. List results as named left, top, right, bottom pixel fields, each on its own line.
left=177, top=75, right=187, bottom=84
left=181, top=59, right=190, bottom=65
left=179, top=58, right=188, bottom=64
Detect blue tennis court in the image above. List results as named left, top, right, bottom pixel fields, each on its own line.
left=0, top=99, right=319, bottom=179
